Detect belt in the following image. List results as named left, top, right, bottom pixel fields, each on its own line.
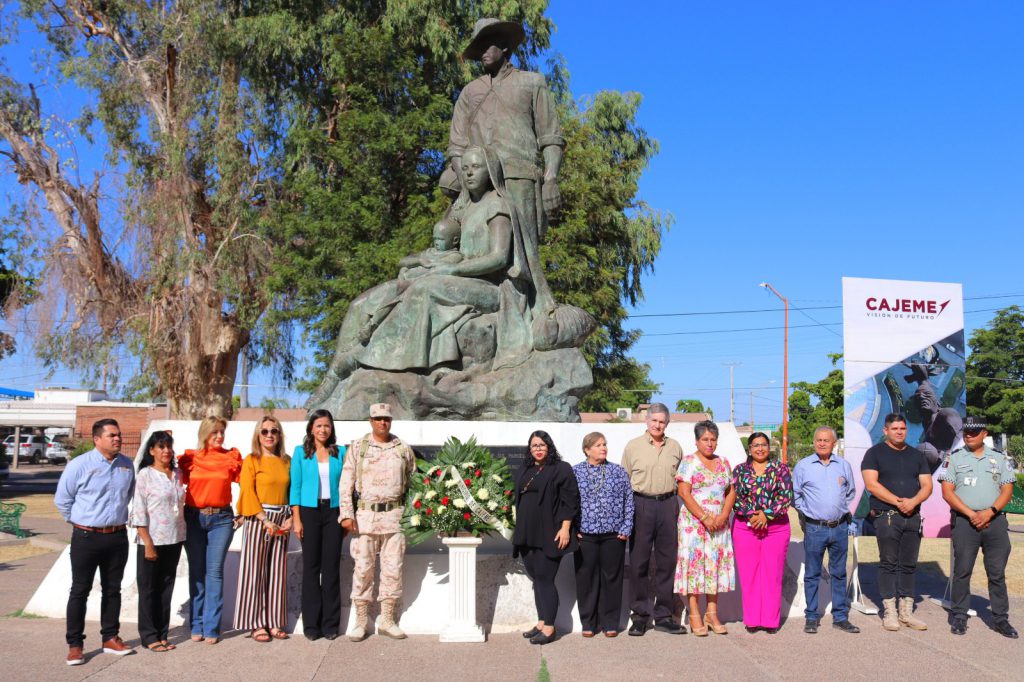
left=317, top=499, right=334, bottom=507
left=357, top=500, right=400, bottom=512
left=193, top=506, right=233, bottom=516
left=72, top=523, right=125, bottom=534
left=804, top=513, right=851, bottom=528
left=634, top=491, right=674, bottom=501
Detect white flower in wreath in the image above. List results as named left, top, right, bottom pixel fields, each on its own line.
left=453, top=499, right=467, bottom=509
left=491, top=474, right=502, bottom=483
left=425, top=490, right=437, bottom=499
left=477, top=488, right=489, bottom=500
left=410, top=515, right=421, bottom=527
left=438, top=505, right=447, bottom=513
left=462, top=462, right=476, bottom=469
left=444, top=479, right=458, bottom=488
left=487, top=501, right=498, bottom=511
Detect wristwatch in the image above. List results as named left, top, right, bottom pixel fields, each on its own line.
left=990, top=506, right=1000, bottom=515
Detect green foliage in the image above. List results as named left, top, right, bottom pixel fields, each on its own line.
left=1007, top=435, right=1024, bottom=467
left=778, top=353, right=844, bottom=445
left=401, top=436, right=516, bottom=545
left=676, top=399, right=711, bottom=416
left=552, top=90, right=669, bottom=411
left=966, top=306, right=1024, bottom=435
left=68, top=439, right=93, bottom=460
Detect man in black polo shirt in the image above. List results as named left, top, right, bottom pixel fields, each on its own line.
left=861, top=413, right=933, bottom=632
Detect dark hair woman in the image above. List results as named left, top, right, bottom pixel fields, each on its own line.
left=731, top=431, right=792, bottom=633
left=512, top=430, right=580, bottom=645
left=289, top=409, right=346, bottom=640
left=130, top=430, right=185, bottom=652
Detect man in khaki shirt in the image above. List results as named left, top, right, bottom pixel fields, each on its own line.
left=621, top=403, right=684, bottom=635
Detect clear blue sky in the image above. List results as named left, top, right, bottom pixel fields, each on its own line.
left=2, top=1, right=1022, bottom=422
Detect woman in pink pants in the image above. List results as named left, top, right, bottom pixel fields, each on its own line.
left=731, top=432, right=793, bottom=633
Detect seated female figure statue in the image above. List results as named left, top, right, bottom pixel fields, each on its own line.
left=308, top=146, right=535, bottom=406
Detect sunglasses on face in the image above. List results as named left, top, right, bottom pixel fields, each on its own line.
left=261, top=428, right=280, bottom=436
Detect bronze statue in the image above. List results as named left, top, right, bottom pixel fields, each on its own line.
left=308, top=19, right=595, bottom=421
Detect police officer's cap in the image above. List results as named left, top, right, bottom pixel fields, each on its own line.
left=963, top=416, right=988, bottom=433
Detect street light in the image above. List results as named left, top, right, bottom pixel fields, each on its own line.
left=759, top=282, right=789, bottom=464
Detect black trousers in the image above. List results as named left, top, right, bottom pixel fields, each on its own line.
left=874, top=512, right=922, bottom=599
left=137, top=542, right=183, bottom=645
left=629, top=495, right=678, bottom=621
left=522, top=548, right=562, bottom=625
left=299, top=503, right=343, bottom=636
left=951, top=512, right=1012, bottom=622
left=66, top=527, right=129, bottom=646
left=574, top=533, right=626, bottom=632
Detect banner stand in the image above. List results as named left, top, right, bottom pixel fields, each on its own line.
left=848, top=536, right=878, bottom=615
left=928, top=539, right=976, bottom=616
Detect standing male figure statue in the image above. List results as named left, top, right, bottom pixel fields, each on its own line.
left=447, top=17, right=564, bottom=313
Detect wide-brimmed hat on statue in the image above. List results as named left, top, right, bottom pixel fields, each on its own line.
left=463, top=18, right=525, bottom=60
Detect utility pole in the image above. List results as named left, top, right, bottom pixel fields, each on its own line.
left=239, top=353, right=249, bottom=409
left=759, top=283, right=790, bottom=463
left=722, top=362, right=741, bottom=423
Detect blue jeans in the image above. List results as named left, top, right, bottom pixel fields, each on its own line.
left=185, top=508, right=235, bottom=638
left=802, top=522, right=850, bottom=622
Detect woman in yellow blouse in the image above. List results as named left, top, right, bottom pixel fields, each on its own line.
left=233, top=416, right=292, bottom=642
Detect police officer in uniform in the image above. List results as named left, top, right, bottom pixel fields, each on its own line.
left=940, top=416, right=1018, bottom=638
left=339, top=403, right=415, bottom=641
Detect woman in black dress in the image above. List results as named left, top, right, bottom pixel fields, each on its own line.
left=513, top=430, right=580, bottom=645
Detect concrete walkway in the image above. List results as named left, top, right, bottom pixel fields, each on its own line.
left=2, top=521, right=1022, bottom=682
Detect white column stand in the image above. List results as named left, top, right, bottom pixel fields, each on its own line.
left=440, top=536, right=486, bottom=642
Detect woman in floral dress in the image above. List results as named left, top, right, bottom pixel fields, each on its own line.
left=675, top=420, right=736, bottom=636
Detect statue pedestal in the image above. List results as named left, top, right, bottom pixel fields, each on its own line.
left=440, top=536, right=486, bottom=642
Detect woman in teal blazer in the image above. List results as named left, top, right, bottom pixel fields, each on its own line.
left=290, top=409, right=345, bottom=640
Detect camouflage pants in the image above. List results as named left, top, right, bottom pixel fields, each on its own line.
left=350, top=532, right=406, bottom=602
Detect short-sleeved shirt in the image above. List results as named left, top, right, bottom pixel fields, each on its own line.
left=621, top=432, right=684, bottom=496
left=941, top=446, right=1016, bottom=510
left=861, top=442, right=930, bottom=513
left=130, top=466, right=186, bottom=545
left=178, top=447, right=242, bottom=509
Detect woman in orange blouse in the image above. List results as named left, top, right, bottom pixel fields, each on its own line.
left=179, top=416, right=242, bottom=644
left=234, top=416, right=292, bottom=642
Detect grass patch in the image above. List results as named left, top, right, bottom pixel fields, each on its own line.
left=537, top=657, right=551, bottom=682
left=5, top=608, right=44, bottom=619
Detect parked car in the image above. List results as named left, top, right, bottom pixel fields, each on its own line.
left=0, top=445, right=8, bottom=480
left=1, top=434, right=48, bottom=464
left=45, top=438, right=69, bottom=464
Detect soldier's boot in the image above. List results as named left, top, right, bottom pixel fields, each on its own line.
left=378, top=599, right=407, bottom=640
left=348, top=600, right=370, bottom=642
left=882, top=598, right=900, bottom=631
left=898, top=597, right=928, bottom=630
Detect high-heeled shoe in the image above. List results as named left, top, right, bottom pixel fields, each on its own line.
left=688, top=614, right=708, bottom=637
left=704, top=612, right=728, bottom=635
left=522, top=626, right=541, bottom=639
left=530, top=629, right=557, bottom=645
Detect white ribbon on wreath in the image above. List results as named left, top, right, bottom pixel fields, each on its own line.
left=451, top=465, right=514, bottom=541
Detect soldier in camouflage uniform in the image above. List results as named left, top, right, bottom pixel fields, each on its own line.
left=339, top=403, right=415, bottom=641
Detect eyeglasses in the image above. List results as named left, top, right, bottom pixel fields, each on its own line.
left=260, top=428, right=280, bottom=436
left=530, top=444, right=548, bottom=450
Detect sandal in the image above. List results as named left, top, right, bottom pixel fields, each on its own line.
left=688, top=614, right=709, bottom=637
left=160, top=640, right=176, bottom=650
left=190, top=634, right=204, bottom=643
left=252, top=629, right=272, bottom=643
left=146, top=643, right=170, bottom=653
left=704, top=611, right=728, bottom=635
left=270, top=628, right=290, bottom=640
left=204, top=637, right=221, bottom=645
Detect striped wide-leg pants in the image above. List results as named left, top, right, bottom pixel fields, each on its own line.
left=233, top=504, right=289, bottom=631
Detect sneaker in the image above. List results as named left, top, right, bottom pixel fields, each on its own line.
left=833, top=620, right=860, bottom=634
left=102, top=636, right=134, bottom=656
left=66, top=646, right=84, bottom=666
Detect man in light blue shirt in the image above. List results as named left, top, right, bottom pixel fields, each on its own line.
left=792, top=426, right=859, bottom=635
left=54, top=418, right=135, bottom=665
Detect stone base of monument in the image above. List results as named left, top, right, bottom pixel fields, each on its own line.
left=325, top=348, right=593, bottom=422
